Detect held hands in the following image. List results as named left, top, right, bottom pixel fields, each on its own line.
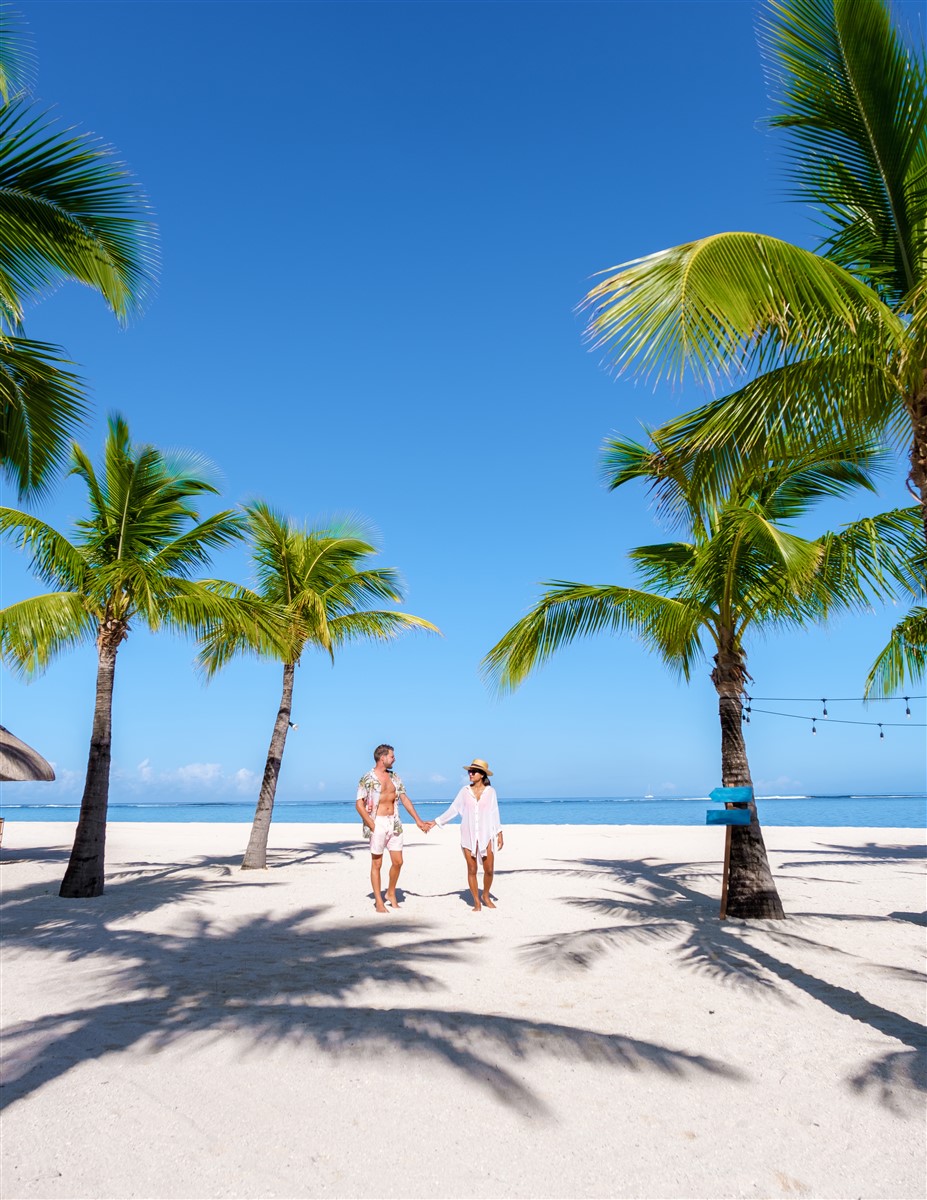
left=418, top=820, right=436, bottom=834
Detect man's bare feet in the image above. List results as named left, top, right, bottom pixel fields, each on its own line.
left=471, top=902, right=482, bottom=912
left=386, top=892, right=401, bottom=908
left=375, top=900, right=388, bottom=913
left=482, top=895, right=496, bottom=908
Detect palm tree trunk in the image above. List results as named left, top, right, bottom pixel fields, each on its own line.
left=711, top=634, right=784, bottom=920
left=242, top=661, right=295, bottom=870
left=59, top=631, right=121, bottom=899
left=908, top=384, right=927, bottom=547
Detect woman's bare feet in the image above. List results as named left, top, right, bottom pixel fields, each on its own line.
left=375, top=900, right=388, bottom=913
left=481, top=895, right=496, bottom=908
left=386, top=891, right=401, bottom=908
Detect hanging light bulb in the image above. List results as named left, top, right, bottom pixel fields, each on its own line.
left=905, top=697, right=911, bottom=718
left=878, top=723, right=884, bottom=741
left=811, top=719, right=817, bottom=736
left=821, top=698, right=828, bottom=719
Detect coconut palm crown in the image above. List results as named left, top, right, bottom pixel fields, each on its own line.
left=483, top=430, right=921, bottom=919
left=0, top=416, right=260, bottom=898
left=197, top=501, right=441, bottom=870
left=580, top=0, right=927, bottom=543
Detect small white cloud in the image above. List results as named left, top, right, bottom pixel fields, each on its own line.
left=316, top=780, right=327, bottom=792
left=137, top=758, right=153, bottom=783
left=172, top=762, right=224, bottom=788
left=232, top=768, right=259, bottom=794
left=428, top=773, right=448, bottom=784
left=50, top=766, right=82, bottom=793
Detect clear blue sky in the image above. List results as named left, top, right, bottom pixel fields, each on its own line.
left=2, top=0, right=925, bottom=804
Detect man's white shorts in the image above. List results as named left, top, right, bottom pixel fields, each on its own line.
left=370, top=814, right=403, bottom=855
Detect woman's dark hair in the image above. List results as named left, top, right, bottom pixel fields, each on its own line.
left=471, top=769, right=489, bottom=784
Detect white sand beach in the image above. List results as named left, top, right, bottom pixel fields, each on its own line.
left=1, top=821, right=925, bottom=1200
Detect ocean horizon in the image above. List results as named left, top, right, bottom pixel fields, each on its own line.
left=2, top=793, right=925, bottom=827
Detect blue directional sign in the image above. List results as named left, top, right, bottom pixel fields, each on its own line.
left=706, top=809, right=751, bottom=826
left=709, top=786, right=754, bottom=804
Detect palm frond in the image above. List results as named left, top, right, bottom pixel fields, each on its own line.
left=627, top=542, right=696, bottom=594
left=0, top=591, right=94, bottom=675
left=0, top=505, right=86, bottom=589
left=654, top=352, right=901, bottom=509
left=149, top=510, right=245, bottom=576
left=864, top=605, right=927, bottom=696
left=0, top=99, right=159, bottom=321
left=160, top=580, right=293, bottom=662
left=580, top=232, right=902, bottom=387
left=601, top=431, right=705, bottom=534
left=482, top=582, right=706, bottom=692
left=0, top=8, right=36, bottom=105
left=328, top=610, right=441, bottom=647
left=0, top=334, right=85, bottom=497
left=762, top=0, right=927, bottom=303
left=323, top=566, right=405, bottom=614
left=815, top=507, right=922, bottom=607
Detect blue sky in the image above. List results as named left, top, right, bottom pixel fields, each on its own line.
left=2, top=0, right=925, bottom=805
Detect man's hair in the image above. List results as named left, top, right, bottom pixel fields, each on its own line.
left=373, top=743, right=394, bottom=763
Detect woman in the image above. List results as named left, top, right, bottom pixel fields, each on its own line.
left=433, top=758, right=503, bottom=911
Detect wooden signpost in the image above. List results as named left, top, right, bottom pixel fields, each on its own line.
left=707, top=786, right=754, bottom=918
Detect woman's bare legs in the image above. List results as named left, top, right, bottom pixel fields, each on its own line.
left=462, top=847, right=481, bottom=910
left=481, top=845, right=496, bottom=907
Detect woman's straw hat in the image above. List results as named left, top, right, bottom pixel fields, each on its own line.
left=463, top=758, right=493, bottom=777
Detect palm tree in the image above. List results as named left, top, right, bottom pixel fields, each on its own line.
left=0, top=416, right=259, bottom=898
left=0, top=8, right=158, bottom=496
left=197, top=502, right=440, bottom=870
left=483, top=432, right=920, bottom=919
left=580, top=0, right=927, bottom=542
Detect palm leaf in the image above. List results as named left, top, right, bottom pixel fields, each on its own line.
left=0, top=99, right=158, bottom=322
left=0, top=591, right=95, bottom=674
left=580, top=233, right=902, bottom=387
left=762, top=0, right=927, bottom=303
left=0, top=333, right=85, bottom=497
left=0, top=8, right=35, bottom=105
left=864, top=605, right=927, bottom=696
left=0, top=505, right=86, bottom=589
left=328, top=610, right=441, bottom=646
left=482, top=583, right=706, bottom=692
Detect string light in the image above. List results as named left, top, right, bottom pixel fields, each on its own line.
left=747, top=707, right=924, bottom=729
left=745, top=694, right=925, bottom=702
left=739, top=693, right=924, bottom=732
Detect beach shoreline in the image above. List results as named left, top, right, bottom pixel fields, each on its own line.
left=2, top=822, right=925, bottom=1200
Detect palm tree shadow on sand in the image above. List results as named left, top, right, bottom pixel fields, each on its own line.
left=516, top=853, right=926, bottom=1116
left=0, top=853, right=742, bottom=1119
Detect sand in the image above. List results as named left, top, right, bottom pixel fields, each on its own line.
left=0, top=821, right=924, bottom=1200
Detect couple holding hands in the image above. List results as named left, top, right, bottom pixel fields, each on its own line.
left=356, top=744, right=503, bottom=913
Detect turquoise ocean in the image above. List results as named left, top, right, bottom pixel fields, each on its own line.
left=2, top=793, right=925, bottom=826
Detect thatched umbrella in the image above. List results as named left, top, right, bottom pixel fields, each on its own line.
left=0, top=725, right=55, bottom=782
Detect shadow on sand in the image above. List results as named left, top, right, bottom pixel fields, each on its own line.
left=0, top=846, right=741, bottom=1119
left=515, top=853, right=927, bottom=1115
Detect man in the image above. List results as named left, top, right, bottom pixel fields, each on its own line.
left=356, top=743, right=431, bottom=913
